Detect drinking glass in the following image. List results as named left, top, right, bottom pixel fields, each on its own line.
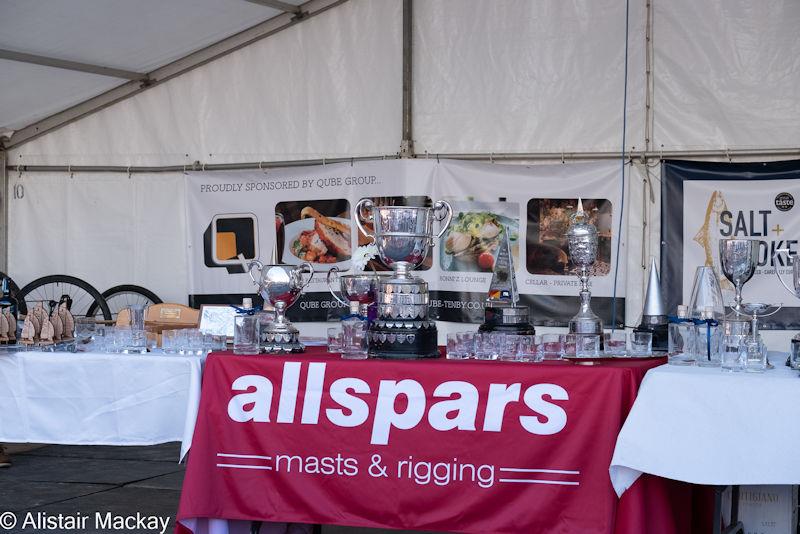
left=603, top=331, right=627, bottom=356
left=629, top=331, right=653, bottom=356
left=234, top=315, right=259, bottom=355
left=576, top=334, right=600, bottom=357
left=475, top=332, right=504, bottom=360
left=456, top=332, right=476, bottom=359
left=127, top=304, right=147, bottom=351
left=515, top=335, right=542, bottom=362
left=541, top=334, right=563, bottom=360
left=162, top=329, right=177, bottom=354
left=327, top=327, right=342, bottom=353
left=721, top=335, right=743, bottom=372
left=341, top=320, right=368, bottom=360
left=498, top=334, right=523, bottom=361
left=560, top=334, right=577, bottom=357
left=75, top=317, right=95, bottom=343
left=790, top=339, right=800, bottom=370
left=688, top=266, right=725, bottom=319
left=741, top=335, right=767, bottom=373
left=446, top=333, right=468, bottom=360
left=212, top=335, right=227, bottom=351
left=146, top=331, right=159, bottom=352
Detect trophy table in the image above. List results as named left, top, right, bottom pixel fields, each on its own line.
left=355, top=198, right=452, bottom=359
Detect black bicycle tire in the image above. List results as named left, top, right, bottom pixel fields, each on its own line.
left=18, top=275, right=112, bottom=321
left=87, top=284, right=163, bottom=318
left=0, top=271, right=25, bottom=315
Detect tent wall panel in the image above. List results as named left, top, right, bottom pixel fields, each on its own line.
left=412, top=0, right=647, bottom=154
left=652, top=0, right=800, bottom=150
left=8, top=172, right=187, bottom=305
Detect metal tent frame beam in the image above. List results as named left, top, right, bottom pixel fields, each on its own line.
left=2, top=0, right=347, bottom=150
left=0, top=49, right=145, bottom=80
left=243, top=0, right=303, bottom=14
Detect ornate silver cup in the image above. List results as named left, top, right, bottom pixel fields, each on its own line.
left=326, top=267, right=381, bottom=317
left=567, top=199, right=603, bottom=335
left=354, top=198, right=452, bottom=359
left=247, top=260, right=314, bottom=353
left=773, top=248, right=800, bottom=299
left=354, top=199, right=453, bottom=279
left=719, top=238, right=759, bottom=314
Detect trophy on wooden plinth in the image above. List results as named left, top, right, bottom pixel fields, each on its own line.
left=567, top=199, right=603, bottom=335
left=355, top=198, right=452, bottom=359
left=479, top=224, right=534, bottom=335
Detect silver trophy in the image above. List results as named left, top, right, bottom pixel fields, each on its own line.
left=567, top=198, right=603, bottom=335
left=719, top=238, right=759, bottom=316
left=355, top=198, right=452, bottom=358
left=247, top=261, right=314, bottom=353
left=773, top=248, right=800, bottom=299
left=327, top=267, right=382, bottom=317
left=720, top=239, right=781, bottom=359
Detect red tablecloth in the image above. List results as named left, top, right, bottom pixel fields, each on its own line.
left=176, top=349, right=704, bottom=534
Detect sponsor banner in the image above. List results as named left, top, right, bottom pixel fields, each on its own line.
left=177, top=351, right=662, bottom=533
left=662, top=159, right=800, bottom=327
left=186, top=159, right=626, bottom=327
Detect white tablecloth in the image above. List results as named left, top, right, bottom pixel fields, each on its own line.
left=610, top=362, right=800, bottom=497
left=0, top=350, right=202, bottom=459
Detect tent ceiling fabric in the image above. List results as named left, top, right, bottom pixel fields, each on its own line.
left=6, top=0, right=402, bottom=167
left=0, top=0, right=299, bottom=130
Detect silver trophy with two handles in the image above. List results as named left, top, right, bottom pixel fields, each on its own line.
left=355, top=198, right=452, bottom=358
left=247, top=261, right=314, bottom=353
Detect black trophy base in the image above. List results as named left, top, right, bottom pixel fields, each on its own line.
left=261, top=330, right=305, bottom=354
left=480, top=305, right=535, bottom=335
left=368, top=320, right=439, bottom=359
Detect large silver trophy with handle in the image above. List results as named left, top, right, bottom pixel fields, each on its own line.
left=567, top=199, right=603, bottom=335
left=355, top=198, right=452, bottom=358
left=773, top=248, right=800, bottom=300
left=247, top=261, right=314, bottom=353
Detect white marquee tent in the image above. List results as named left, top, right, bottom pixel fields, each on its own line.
left=1, top=0, right=799, bottom=341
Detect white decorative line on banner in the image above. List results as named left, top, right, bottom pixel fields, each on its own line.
left=497, top=466, right=581, bottom=486
left=216, top=464, right=273, bottom=470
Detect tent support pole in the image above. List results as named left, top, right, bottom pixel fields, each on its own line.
left=0, top=151, right=7, bottom=272
left=400, top=0, right=414, bottom=158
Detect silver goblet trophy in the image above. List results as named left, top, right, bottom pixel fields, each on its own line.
left=327, top=267, right=382, bottom=317
left=355, top=198, right=452, bottom=358
left=719, top=238, right=781, bottom=362
left=247, top=260, right=314, bottom=353
left=567, top=199, right=603, bottom=335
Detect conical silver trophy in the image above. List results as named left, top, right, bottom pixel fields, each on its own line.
left=633, top=257, right=669, bottom=351
left=247, top=261, right=314, bottom=353
left=355, top=198, right=452, bottom=358
left=567, top=199, right=603, bottom=335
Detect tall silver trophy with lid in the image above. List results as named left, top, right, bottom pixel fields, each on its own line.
left=567, top=198, right=603, bottom=335
left=355, top=198, right=452, bottom=358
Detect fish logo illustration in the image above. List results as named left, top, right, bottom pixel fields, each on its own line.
left=692, top=190, right=732, bottom=290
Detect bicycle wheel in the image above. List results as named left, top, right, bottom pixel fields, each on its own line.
left=88, top=285, right=162, bottom=320
left=17, top=275, right=112, bottom=321
left=0, top=271, right=25, bottom=314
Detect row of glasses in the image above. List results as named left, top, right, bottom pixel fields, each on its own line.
left=163, top=328, right=226, bottom=355
left=446, top=331, right=654, bottom=360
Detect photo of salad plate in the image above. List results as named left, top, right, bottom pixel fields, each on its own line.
left=439, top=201, right=520, bottom=273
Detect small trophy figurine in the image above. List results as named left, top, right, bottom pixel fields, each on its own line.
left=567, top=198, right=603, bottom=335
left=480, top=225, right=534, bottom=334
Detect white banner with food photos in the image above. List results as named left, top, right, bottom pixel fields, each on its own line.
left=185, top=159, right=627, bottom=326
